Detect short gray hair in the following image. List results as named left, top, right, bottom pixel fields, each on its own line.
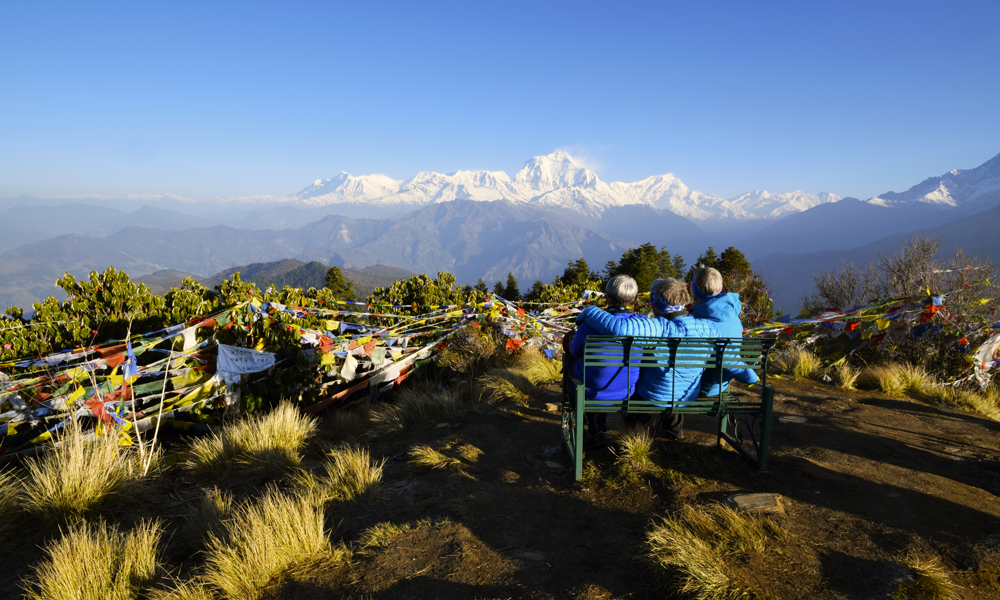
left=693, top=264, right=724, bottom=296
left=650, top=278, right=691, bottom=308
left=605, top=275, right=638, bottom=305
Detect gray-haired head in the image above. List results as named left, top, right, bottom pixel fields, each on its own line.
left=692, top=264, right=724, bottom=299
left=649, top=278, right=691, bottom=315
left=605, top=274, right=638, bottom=306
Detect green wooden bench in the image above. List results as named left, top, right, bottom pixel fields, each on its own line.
left=561, top=335, right=777, bottom=480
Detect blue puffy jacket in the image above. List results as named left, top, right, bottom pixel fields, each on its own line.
left=570, top=310, right=645, bottom=402
left=689, top=293, right=757, bottom=395
left=575, top=306, right=757, bottom=404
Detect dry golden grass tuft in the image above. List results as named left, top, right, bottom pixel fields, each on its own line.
left=477, top=369, right=535, bottom=406
left=202, top=488, right=334, bottom=600
left=23, top=421, right=153, bottom=524
left=407, top=438, right=484, bottom=479
left=24, top=519, right=163, bottom=600
left=510, top=348, right=562, bottom=385
left=916, top=384, right=1000, bottom=421
left=772, top=348, right=821, bottom=380
left=407, top=444, right=462, bottom=470
left=858, top=365, right=906, bottom=396
left=357, top=521, right=412, bottom=554
left=185, top=401, right=316, bottom=483
left=295, top=444, right=384, bottom=505
left=646, top=503, right=786, bottom=600
left=614, top=426, right=658, bottom=473
left=368, top=385, right=464, bottom=435
left=148, top=580, right=213, bottom=600
left=834, top=363, right=860, bottom=391
left=892, top=554, right=961, bottom=600
left=898, top=364, right=932, bottom=394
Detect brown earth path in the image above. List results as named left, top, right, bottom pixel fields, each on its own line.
left=266, top=378, right=1000, bottom=600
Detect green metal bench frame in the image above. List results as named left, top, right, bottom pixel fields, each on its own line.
left=560, top=335, right=776, bottom=480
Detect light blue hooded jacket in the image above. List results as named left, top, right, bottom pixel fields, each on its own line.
left=689, top=292, right=756, bottom=395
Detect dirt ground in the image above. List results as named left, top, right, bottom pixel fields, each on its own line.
left=260, top=378, right=1000, bottom=600
left=3, top=377, right=997, bottom=599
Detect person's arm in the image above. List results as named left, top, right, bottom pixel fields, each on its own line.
left=576, top=306, right=663, bottom=337
left=568, top=324, right=587, bottom=358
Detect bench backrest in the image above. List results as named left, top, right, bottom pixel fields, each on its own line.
left=580, top=335, right=774, bottom=404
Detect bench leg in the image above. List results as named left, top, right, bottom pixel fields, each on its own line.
left=757, top=384, right=775, bottom=471
left=574, top=385, right=585, bottom=480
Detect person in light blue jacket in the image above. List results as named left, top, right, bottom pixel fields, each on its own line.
left=689, top=265, right=757, bottom=396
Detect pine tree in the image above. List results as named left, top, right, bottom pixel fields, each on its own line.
left=474, top=278, right=489, bottom=294
left=324, top=266, right=356, bottom=301
left=717, top=246, right=752, bottom=279
left=493, top=280, right=505, bottom=296
left=503, top=272, right=520, bottom=301
left=605, top=243, right=682, bottom=293
left=523, top=280, right=546, bottom=302
left=559, top=257, right=599, bottom=288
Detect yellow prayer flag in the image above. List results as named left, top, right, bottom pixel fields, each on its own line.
left=324, top=319, right=339, bottom=330
left=877, top=319, right=891, bottom=330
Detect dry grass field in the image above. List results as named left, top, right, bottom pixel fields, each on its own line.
left=1, top=353, right=998, bottom=599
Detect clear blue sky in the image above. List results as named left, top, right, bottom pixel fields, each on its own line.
left=2, top=1, right=998, bottom=201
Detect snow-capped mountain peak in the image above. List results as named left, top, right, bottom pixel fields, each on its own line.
left=296, top=172, right=402, bottom=202
left=513, top=151, right=600, bottom=193
left=869, top=151, right=1000, bottom=209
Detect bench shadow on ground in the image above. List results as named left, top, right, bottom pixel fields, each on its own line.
left=771, top=390, right=1000, bottom=494
left=663, top=413, right=1000, bottom=544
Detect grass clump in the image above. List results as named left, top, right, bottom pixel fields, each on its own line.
left=24, top=422, right=150, bottom=524
left=357, top=521, right=412, bottom=554
left=369, top=385, right=464, bottom=435
left=408, top=444, right=462, bottom=470
left=646, top=503, right=786, bottom=600
left=477, top=370, right=534, bottom=406
left=858, top=365, right=906, bottom=396
left=296, top=445, right=384, bottom=505
left=834, top=363, right=860, bottom=391
left=185, top=401, right=316, bottom=483
left=892, top=554, right=960, bottom=600
left=772, top=348, right=821, bottom=380
left=202, top=489, right=333, bottom=600
left=614, top=426, right=658, bottom=473
left=510, top=348, right=562, bottom=385
left=25, top=519, right=163, bottom=600
left=407, top=438, right=483, bottom=477
left=916, top=384, right=1000, bottom=421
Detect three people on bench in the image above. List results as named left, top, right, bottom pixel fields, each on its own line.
left=567, top=276, right=758, bottom=439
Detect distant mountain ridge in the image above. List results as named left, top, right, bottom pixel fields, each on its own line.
left=871, top=152, right=1000, bottom=209
left=220, top=150, right=845, bottom=224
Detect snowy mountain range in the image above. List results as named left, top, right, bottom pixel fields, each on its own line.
left=286, top=149, right=1000, bottom=222
left=870, top=151, right=1000, bottom=209
left=269, top=151, right=845, bottom=222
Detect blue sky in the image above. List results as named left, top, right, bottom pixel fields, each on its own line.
left=2, top=0, right=998, bottom=201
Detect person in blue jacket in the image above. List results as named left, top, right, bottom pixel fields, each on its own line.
left=565, top=275, right=644, bottom=439
left=689, top=265, right=757, bottom=396
left=575, top=278, right=756, bottom=439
